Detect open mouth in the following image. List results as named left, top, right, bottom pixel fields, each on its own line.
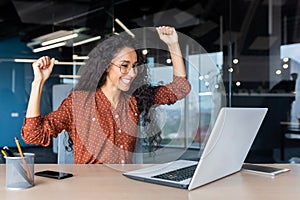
left=121, top=78, right=131, bottom=85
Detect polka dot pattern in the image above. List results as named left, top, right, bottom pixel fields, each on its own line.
left=21, top=76, right=191, bottom=164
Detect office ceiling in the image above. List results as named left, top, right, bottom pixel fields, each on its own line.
left=0, top=0, right=300, bottom=56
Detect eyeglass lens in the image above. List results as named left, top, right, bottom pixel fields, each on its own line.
left=113, top=62, right=144, bottom=74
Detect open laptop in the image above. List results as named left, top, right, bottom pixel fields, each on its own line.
left=123, top=107, right=268, bottom=190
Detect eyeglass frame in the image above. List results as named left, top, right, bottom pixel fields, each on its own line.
left=110, top=61, right=144, bottom=74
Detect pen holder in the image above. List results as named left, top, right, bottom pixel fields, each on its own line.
left=5, top=153, right=35, bottom=190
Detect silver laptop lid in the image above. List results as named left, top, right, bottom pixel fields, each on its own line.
left=188, top=107, right=268, bottom=190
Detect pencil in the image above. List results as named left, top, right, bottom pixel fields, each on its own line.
left=1, top=149, right=7, bottom=157
left=14, top=137, right=31, bottom=179
left=15, top=137, right=24, bottom=157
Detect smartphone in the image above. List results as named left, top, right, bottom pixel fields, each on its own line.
left=242, top=163, right=290, bottom=176
left=35, top=170, right=73, bottom=180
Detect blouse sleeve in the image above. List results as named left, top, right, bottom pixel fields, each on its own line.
left=21, top=92, right=73, bottom=147
left=154, top=75, right=191, bottom=105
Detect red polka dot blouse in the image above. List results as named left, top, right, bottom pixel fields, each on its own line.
left=21, top=76, right=191, bottom=164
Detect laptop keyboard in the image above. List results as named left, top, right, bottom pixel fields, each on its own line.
left=152, top=164, right=197, bottom=182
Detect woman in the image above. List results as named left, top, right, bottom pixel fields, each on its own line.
left=21, top=26, right=191, bottom=164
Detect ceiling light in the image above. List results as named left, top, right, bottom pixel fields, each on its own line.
left=275, top=69, right=281, bottom=75
left=14, top=59, right=36, bottom=63
left=115, top=18, right=135, bottom=38
left=2, top=57, right=85, bottom=66
left=33, top=42, right=67, bottom=53
left=72, top=55, right=89, bottom=60
left=73, top=36, right=101, bottom=46
left=41, top=33, right=78, bottom=46
left=282, top=64, right=289, bottom=69
left=166, top=58, right=172, bottom=64
left=283, top=57, right=289, bottom=62
left=233, top=58, right=239, bottom=64
left=198, top=92, right=213, bottom=96
left=54, top=60, right=85, bottom=65
left=59, top=75, right=81, bottom=79
left=142, top=49, right=148, bottom=55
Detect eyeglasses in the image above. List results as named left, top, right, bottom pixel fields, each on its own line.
left=110, top=61, right=145, bottom=74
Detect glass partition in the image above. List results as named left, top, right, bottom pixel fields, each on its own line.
left=1, top=0, right=300, bottom=163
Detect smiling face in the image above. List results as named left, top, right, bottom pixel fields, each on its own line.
left=105, top=47, right=138, bottom=92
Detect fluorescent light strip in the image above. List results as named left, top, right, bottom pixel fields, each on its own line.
left=41, top=33, right=78, bottom=46
left=72, top=55, right=89, bottom=60
left=73, top=36, right=101, bottom=46
left=115, top=18, right=135, bottom=38
left=33, top=42, right=67, bottom=53
left=54, top=60, right=85, bottom=65
left=13, top=58, right=85, bottom=66
left=14, top=59, right=36, bottom=63
left=59, top=75, right=81, bottom=79
left=198, top=92, right=213, bottom=96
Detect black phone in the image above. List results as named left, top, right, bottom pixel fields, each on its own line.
left=242, top=163, right=290, bottom=176
left=35, top=170, right=73, bottom=179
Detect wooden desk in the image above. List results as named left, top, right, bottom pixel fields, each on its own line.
left=0, top=164, right=299, bottom=200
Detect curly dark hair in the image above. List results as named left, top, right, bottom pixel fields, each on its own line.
left=72, top=33, right=162, bottom=153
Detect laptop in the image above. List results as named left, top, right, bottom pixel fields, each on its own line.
left=123, top=107, right=268, bottom=190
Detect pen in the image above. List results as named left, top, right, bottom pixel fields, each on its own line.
left=14, top=137, right=31, bottom=179
left=3, top=146, right=14, bottom=157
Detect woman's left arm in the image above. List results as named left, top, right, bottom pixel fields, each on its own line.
left=151, top=26, right=191, bottom=105
left=156, top=26, right=186, bottom=77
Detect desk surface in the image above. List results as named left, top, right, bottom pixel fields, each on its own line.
left=0, top=164, right=299, bottom=200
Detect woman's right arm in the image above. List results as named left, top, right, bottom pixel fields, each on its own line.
left=22, top=56, right=74, bottom=146
left=22, top=94, right=73, bottom=146
left=22, top=56, right=59, bottom=146
left=26, top=56, right=55, bottom=117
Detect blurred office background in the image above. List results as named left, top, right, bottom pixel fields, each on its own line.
left=1, top=0, right=300, bottom=164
